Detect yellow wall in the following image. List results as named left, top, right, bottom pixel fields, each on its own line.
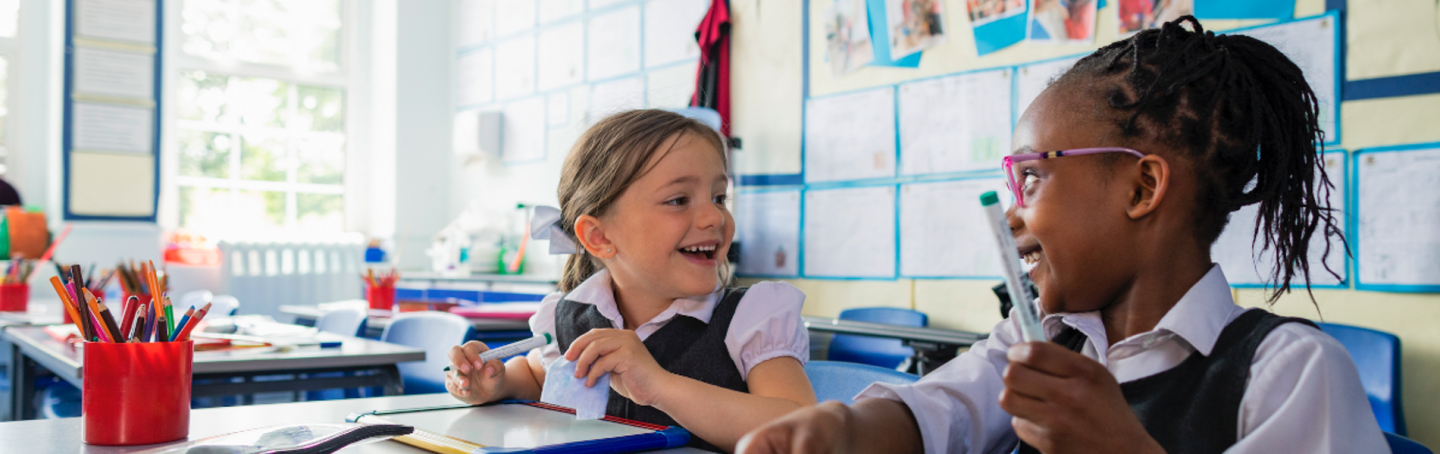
left=731, top=0, right=1440, bottom=447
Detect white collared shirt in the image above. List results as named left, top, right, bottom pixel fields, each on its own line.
left=528, top=269, right=810, bottom=380
left=857, top=265, right=1387, bottom=453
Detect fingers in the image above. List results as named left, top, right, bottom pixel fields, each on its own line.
left=463, top=341, right=492, bottom=371
left=737, top=404, right=846, bottom=454
left=1002, top=360, right=1066, bottom=402
left=449, top=341, right=490, bottom=374
left=584, top=352, right=624, bottom=387
left=570, top=332, right=625, bottom=378
left=564, top=328, right=618, bottom=361
left=1006, top=342, right=1097, bottom=378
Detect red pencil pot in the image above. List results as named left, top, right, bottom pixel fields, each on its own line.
left=0, top=283, right=28, bottom=311
left=83, top=340, right=193, bottom=445
left=366, top=284, right=396, bottom=311
left=125, top=292, right=154, bottom=309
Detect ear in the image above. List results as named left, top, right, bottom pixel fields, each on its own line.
left=573, top=214, right=617, bottom=259
left=1126, top=154, right=1171, bottom=220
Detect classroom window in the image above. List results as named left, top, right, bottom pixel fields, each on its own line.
left=172, top=0, right=348, bottom=236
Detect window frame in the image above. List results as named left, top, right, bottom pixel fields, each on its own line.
left=163, top=0, right=355, bottom=234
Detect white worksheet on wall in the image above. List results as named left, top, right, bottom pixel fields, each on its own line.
left=645, top=60, right=698, bottom=110
left=589, top=76, right=645, bottom=122
left=804, top=87, right=896, bottom=184
left=1211, top=152, right=1348, bottom=287
left=737, top=190, right=802, bottom=277
left=1356, top=146, right=1440, bottom=289
left=72, top=103, right=153, bottom=153
left=804, top=185, right=896, bottom=278
left=76, top=0, right=156, bottom=44
left=540, top=0, right=585, bottom=24
left=538, top=21, right=585, bottom=91
left=457, top=0, right=495, bottom=47
left=898, top=69, right=1012, bottom=176
left=457, top=48, right=495, bottom=107
left=495, top=34, right=537, bottom=100
left=1015, top=56, right=1080, bottom=121
left=1232, top=14, right=1339, bottom=144
left=587, top=6, right=642, bottom=81
left=495, top=0, right=537, bottom=37
left=74, top=47, right=154, bottom=99
left=644, top=0, right=709, bottom=68
left=502, top=97, right=547, bottom=163
left=899, top=177, right=1010, bottom=277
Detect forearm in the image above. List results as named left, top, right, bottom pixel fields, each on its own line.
left=843, top=398, right=925, bottom=454
left=653, top=375, right=808, bottom=452
left=495, top=356, right=543, bottom=401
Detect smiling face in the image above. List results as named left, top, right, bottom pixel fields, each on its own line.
left=597, top=132, right=733, bottom=299
left=1008, top=87, right=1145, bottom=315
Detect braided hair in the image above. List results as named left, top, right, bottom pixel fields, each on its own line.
left=1055, top=16, right=1346, bottom=303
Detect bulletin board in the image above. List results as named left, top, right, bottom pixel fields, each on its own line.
left=61, top=0, right=164, bottom=221
left=452, top=0, right=712, bottom=165
left=735, top=1, right=1378, bottom=287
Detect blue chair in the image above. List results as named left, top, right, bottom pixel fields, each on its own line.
left=828, top=308, right=928, bottom=369
left=1319, top=322, right=1405, bottom=435
left=382, top=311, right=475, bottom=394
left=316, top=307, right=368, bottom=337
left=37, top=379, right=81, bottom=419
left=804, top=360, right=918, bottom=405
left=1386, top=432, right=1431, bottom=454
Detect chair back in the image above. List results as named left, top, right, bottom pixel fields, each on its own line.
left=316, top=307, right=368, bottom=337
left=805, top=360, right=918, bottom=405
left=1319, top=322, right=1405, bottom=435
left=1386, top=432, right=1432, bottom=454
left=209, top=294, right=241, bottom=317
left=382, top=311, right=475, bottom=394
left=828, top=308, right=928, bottom=369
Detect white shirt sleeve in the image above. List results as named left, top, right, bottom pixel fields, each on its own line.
left=854, top=316, right=1024, bottom=454
left=1229, top=323, right=1389, bottom=453
left=724, top=282, right=810, bottom=381
left=527, top=292, right=566, bottom=369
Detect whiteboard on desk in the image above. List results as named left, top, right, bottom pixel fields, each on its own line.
left=804, top=87, right=897, bottom=184
left=1212, top=152, right=1348, bottom=288
left=804, top=185, right=896, bottom=278
left=1229, top=13, right=1340, bottom=144
left=737, top=190, right=802, bottom=277
left=900, top=177, right=1010, bottom=278
left=898, top=69, right=1012, bottom=176
left=587, top=6, right=642, bottom=81
left=1355, top=145, right=1440, bottom=290
left=1015, top=55, right=1081, bottom=122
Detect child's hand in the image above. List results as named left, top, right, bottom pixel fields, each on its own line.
left=566, top=329, right=674, bottom=406
left=735, top=401, right=854, bottom=454
left=445, top=341, right=506, bottom=404
left=1000, top=342, right=1165, bottom=454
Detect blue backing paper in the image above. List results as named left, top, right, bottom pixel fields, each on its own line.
left=866, top=0, right=923, bottom=67
left=1195, top=0, right=1294, bottom=19
left=972, top=9, right=1028, bottom=55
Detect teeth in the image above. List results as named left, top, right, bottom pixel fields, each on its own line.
left=682, top=245, right=716, bottom=253
left=1021, top=251, right=1041, bottom=265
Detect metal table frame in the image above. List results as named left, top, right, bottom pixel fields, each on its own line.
left=802, top=316, right=987, bottom=375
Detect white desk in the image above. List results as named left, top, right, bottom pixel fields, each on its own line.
left=0, top=394, right=710, bottom=453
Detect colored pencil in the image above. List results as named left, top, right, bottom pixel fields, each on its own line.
left=129, top=304, right=146, bottom=343
left=83, top=289, right=120, bottom=343
left=164, top=295, right=176, bottom=334
left=143, top=302, right=157, bottom=342
left=69, top=281, right=95, bottom=342
left=157, top=314, right=169, bottom=343
left=120, top=296, right=139, bottom=339
left=48, top=277, right=86, bottom=334
left=170, top=306, right=195, bottom=342
left=94, top=296, right=124, bottom=343
left=175, top=302, right=211, bottom=342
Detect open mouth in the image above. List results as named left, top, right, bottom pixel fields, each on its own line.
left=679, top=243, right=718, bottom=261
left=1018, top=244, right=1043, bottom=271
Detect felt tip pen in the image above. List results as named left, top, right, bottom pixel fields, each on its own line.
left=980, top=191, right=1046, bottom=343
left=443, top=333, right=554, bottom=373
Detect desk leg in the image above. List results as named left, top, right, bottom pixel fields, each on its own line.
left=380, top=365, right=403, bottom=396
left=8, top=343, right=36, bottom=421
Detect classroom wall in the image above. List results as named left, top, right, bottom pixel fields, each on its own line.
left=729, top=0, right=1440, bottom=446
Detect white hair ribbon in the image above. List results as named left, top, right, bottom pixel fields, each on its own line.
left=531, top=206, right=578, bottom=255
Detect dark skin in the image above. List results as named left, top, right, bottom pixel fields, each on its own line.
left=738, top=85, right=1219, bottom=454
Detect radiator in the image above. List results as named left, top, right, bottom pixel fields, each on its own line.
left=218, top=238, right=366, bottom=318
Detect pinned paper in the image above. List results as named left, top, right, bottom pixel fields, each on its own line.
left=540, top=358, right=611, bottom=420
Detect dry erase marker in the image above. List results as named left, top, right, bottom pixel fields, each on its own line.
left=444, top=333, right=554, bottom=374
left=981, top=191, right=1045, bottom=342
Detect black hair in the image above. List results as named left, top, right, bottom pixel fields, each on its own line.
left=1055, top=16, right=1346, bottom=303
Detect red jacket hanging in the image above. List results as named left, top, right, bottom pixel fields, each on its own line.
left=690, top=0, right=731, bottom=137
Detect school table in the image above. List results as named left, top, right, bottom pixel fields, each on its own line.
left=4, top=325, right=425, bottom=421
left=0, top=393, right=710, bottom=453
left=802, top=315, right=987, bottom=375
left=397, top=271, right=559, bottom=289
left=281, top=301, right=533, bottom=339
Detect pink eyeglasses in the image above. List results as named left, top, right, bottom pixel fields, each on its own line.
left=1002, top=147, right=1146, bottom=208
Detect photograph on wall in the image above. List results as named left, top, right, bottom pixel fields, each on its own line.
left=885, top=0, right=947, bottom=60
left=966, top=0, right=1028, bottom=55
left=825, top=0, right=875, bottom=77
left=968, top=0, right=1026, bottom=26
left=1118, top=0, right=1193, bottom=36
left=1027, top=0, right=1097, bottom=44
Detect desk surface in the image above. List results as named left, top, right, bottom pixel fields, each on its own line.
left=282, top=301, right=532, bottom=331
left=399, top=271, right=559, bottom=286
left=3, top=325, right=426, bottom=381
left=0, top=299, right=67, bottom=326
left=0, top=394, right=708, bottom=453
left=801, top=316, right=986, bottom=346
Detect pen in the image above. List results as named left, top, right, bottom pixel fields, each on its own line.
left=980, top=191, right=1045, bottom=342
left=442, top=333, right=554, bottom=374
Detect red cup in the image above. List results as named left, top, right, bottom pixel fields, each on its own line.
left=125, top=293, right=154, bottom=309
left=0, top=283, right=28, bottom=311
left=366, top=285, right=396, bottom=311
left=83, top=340, right=193, bottom=445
